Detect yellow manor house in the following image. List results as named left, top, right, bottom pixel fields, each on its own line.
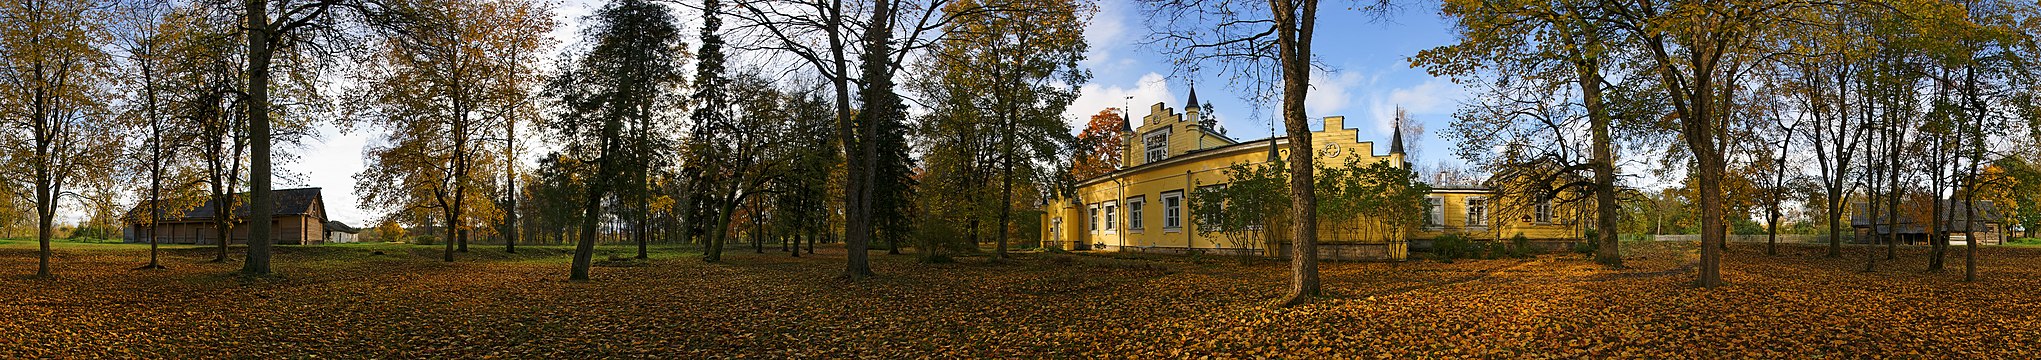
left=1040, top=90, right=1591, bottom=261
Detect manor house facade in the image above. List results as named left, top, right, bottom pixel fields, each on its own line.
left=1039, top=89, right=1589, bottom=260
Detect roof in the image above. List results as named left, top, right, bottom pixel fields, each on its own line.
left=1185, top=86, right=1200, bottom=111
left=325, top=221, right=362, bottom=234
left=1850, top=200, right=1999, bottom=234
left=125, top=188, right=328, bottom=224
left=1390, top=124, right=1405, bottom=154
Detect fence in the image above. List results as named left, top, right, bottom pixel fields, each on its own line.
left=1650, top=234, right=1850, bottom=244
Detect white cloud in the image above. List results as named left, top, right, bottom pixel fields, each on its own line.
left=1064, top=72, right=1178, bottom=133
left=1081, top=0, right=1138, bottom=75
left=1365, top=77, right=1465, bottom=134
left=1306, top=69, right=1367, bottom=117
left=285, top=124, right=371, bottom=225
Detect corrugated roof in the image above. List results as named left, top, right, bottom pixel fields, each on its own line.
left=125, top=188, right=326, bottom=223
left=1850, top=200, right=1999, bottom=234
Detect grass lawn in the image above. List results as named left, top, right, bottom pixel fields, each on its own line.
left=0, top=239, right=2037, bottom=357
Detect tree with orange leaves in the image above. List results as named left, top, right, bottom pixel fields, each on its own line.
left=1072, top=108, right=1126, bottom=180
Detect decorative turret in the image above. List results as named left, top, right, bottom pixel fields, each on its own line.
left=1266, top=138, right=1282, bottom=163
left=1184, top=86, right=1200, bottom=115
left=1390, top=123, right=1405, bottom=155
left=1119, top=108, right=1133, bottom=133
left=1390, top=108, right=1406, bottom=155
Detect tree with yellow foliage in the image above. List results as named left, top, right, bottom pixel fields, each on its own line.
left=0, top=0, right=120, bottom=278
left=349, top=0, right=555, bottom=263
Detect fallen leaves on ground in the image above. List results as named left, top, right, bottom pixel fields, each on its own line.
left=0, top=240, right=2034, bottom=358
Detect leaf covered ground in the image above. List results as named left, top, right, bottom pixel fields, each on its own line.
left=0, top=239, right=2036, bottom=358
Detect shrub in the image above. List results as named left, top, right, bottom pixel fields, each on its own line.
left=1431, top=234, right=1475, bottom=262
left=1574, top=229, right=1600, bottom=254
left=1572, top=240, right=1598, bottom=255
left=1481, top=241, right=1505, bottom=259
left=912, top=219, right=973, bottom=263
left=66, top=225, right=120, bottom=240
left=1508, top=234, right=1541, bottom=258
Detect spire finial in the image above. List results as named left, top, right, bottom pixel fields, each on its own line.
left=1390, top=107, right=1407, bottom=155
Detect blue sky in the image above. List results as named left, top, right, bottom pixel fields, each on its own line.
left=1066, top=0, right=1468, bottom=163
left=277, top=0, right=1474, bottom=226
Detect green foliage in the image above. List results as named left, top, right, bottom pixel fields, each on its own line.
left=1731, top=218, right=1767, bottom=235
left=1192, top=160, right=1291, bottom=251
left=1574, top=228, right=1601, bottom=255
left=1508, top=234, right=1540, bottom=258
left=910, top=209, right=975, bottom=263
left=65, top=225, right=120, bottom=240
left=1430, top=234, right=1476, bottom=262
left=1314, top=155, right=1434, bottom=242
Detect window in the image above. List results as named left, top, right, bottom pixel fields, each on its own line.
left=1534, top=200, right=1554, bottom=224
left=1144, top=130, right=1170, bottom=163
left=1196, top=185, right=1226, bottom=231
left=1425, top=197, right=1444, bottom=228
left=1104, top=202, right=1118, bottom=231
left=1089, top=206, right=1100, bottom=233
left=1127, top=196, right=1146, bottom=230
left=1162, top=191, right=1184, bottom=230
left=1466, top=197, right=1488, bottom=228
left=1051, top=218, right=1062, bottom=242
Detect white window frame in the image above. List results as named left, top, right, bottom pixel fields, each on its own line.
left=1126, top=196, right=1146, bottom=231
left=1534, top=200, right=1554, bottom=224
left=1089, top=205, right=1100, bottom=234
left=1425, top=196, right=1445, bottom=229
left=1103, top=201, right=1118, bottom=233
left=1161, top=191, right=1184, bottom=231
left=1051, top=218, right=1062, bottom=242
left=1144, top=130, right=1170, bottom=163
left=1466, top=197, right=1488, bottom=228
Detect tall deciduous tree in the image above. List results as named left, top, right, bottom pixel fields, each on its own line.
left=1071, top=108, right=1126, bottom=180
left=686, top=0, right=726, bottom=262
left=113, top=0, right=181, bottom=270
left=0, top=0, right=117, bottom=278
left=1418, top=0, right=1652, bottom=267
left=914, top=0, right=1090, bottom=258
left=546, top=0, right=686, bottom=281
left=350, top=0, right=555, bottom=263
left=733, top=0, right=982, bottom=278
left=156, top=3, right=251, bottom=263
left=237, top=0, right=402, bottom=276
left=1144, top=0, right=1390, bottom=306
left=1608, top=0, right=1806, bottom=288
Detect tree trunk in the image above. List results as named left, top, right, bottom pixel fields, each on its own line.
left=996, top=117, right=1015, bottom=259
left=505, top=112, right=519, bottom=254
left=35, top=177, right=53, bottom=277
left=570, top=180, right=607, bottom=281
left=143, top=54, right=166, bottom=270
left=841, top=0, right=895, bottom=279
left=1272, top=0, right=1321, bottom=308
left=753, top=210, right=765, bottom=254
left=1883, top=115, right=1900, bottom=261
left=1578, top=57, right=1621, bottom=267
left=637, top=168, right=649, bottom=259
left=241, top=0, right=276, bottom=276
left=444, top=209, right=458, bottom=262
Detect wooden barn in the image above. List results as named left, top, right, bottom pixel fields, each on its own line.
left=122, top=188, right=333, bottom=245
left=1850, top=200, right=2004, bottom=245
